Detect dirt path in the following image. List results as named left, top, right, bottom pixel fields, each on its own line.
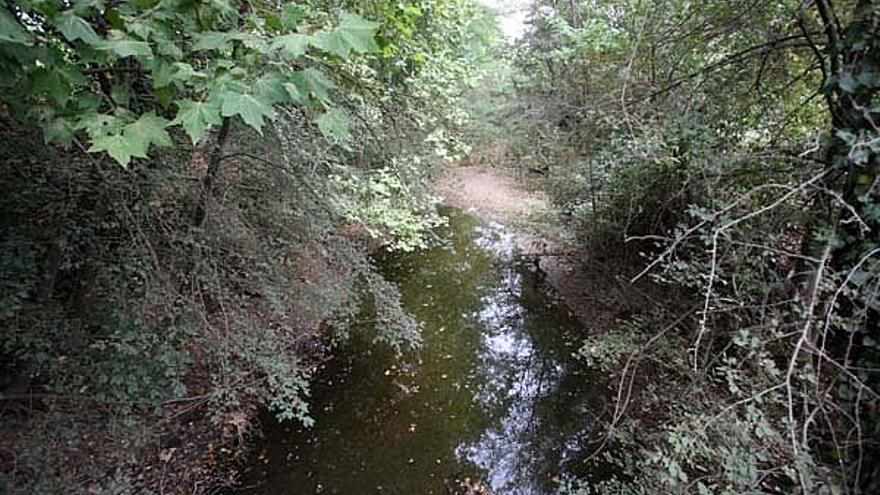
left=434, top=165, right=549, bottom=223
left=435, top=165, right=650, bottom=332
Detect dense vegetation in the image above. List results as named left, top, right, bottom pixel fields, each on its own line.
left=2, top=0, right=879, bottom=493
left=0, top=0, right=495, bottom=491
left=505, top=0, right=879, bottom=493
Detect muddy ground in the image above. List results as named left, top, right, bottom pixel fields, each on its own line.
left=435, top=165, right=656, bottom=334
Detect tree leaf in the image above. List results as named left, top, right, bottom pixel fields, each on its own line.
left=78, top=113, right=120, bottom=140
left=32, top=68, right=71, bottom=105
left=170, top=99, right=223, bottom=144
left=125, top=111, right=172, bottom=149
left=194, top=31, right=242, bottom=51
left=0, top=9, right=32, bottom=45
left=43, top=117, right=76, bottom=148
left=219, top=90, right=277, bottom=133
left=313, top=13, right=380, bottom=58
left=316, top=107, right=351, bottom=142
left=240, top=33, right=270, bottom=53
left=253, top=72, right=289, bottom=105
left=87, top=112, right=170, bottom=165
left=151, top=59, right=176, bottom=88
left=271, top=33, right=310, bottom=59
left=111, top=84, right=133, bottom=107
left=99, top=31, right=153, bottom=58
left=281, top=4, right=308, bottom=30
left=56, top=10, right=100, bottom=45
left=291, top=68, right=334, bottom=102
left=125, top=20, right=154, bottom=41
left=88, top=132, right=147, bottom=167
left=284, top=82, right=304, bottom=103
left=170, top=62, right=207, bottom=83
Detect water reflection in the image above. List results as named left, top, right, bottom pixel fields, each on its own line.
left=240, top=208, right=605, bottom=495
left=458, top=219, right=578, bottom=495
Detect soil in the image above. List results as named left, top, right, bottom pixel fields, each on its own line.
left=435, top=164, right=656, bottom=333
left=434, top=165, right=549, bottom=222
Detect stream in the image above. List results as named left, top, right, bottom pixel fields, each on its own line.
left=241, top=207, right=608, bottom=494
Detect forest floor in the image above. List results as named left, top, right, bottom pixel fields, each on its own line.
left=435, top=163, right=656, bottom=334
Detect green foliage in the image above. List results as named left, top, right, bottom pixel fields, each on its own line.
left=313, top=13, right=380, bottom=57
left=316, top=107, right=352, bottom=143
left=331, top=160, right=446, bottom=251
left=219, top=90, right=278, bottom=133
left=170, top=99, right=224, bottom=145
left=0, top=0, right=384, bottom=164
left=509, top=0, right=880, bottom=493
left=87, top=111, right=172, bottom=166
left=0, top=0, right=498, bottom=492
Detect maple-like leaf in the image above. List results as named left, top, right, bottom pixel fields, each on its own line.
left=313, top=13, right=380, bottom=58
left=291, top=68, right=334, bottom=102
left=271, top=34, right=310, bottom=59
left=125, top=112, right=172, bottom=149
left=219, top=90, right=277, bottom=133
left=99, top=31, right=153, bottom=58
left=171, top=99, right=223, bottom=144
left=88, top=132, right=147, bottom=167
left=56, top=11, right=100, bottom=45
left=0, top=9, right=32, bottom=45
left=316, top=107, right=351, bottom=142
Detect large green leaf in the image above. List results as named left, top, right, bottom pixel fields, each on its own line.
left=253, top=72, right=290, bottom=105
left=151, top=59, right=176, bottom=88
left=125, top=21, right=154, bottom=41
left=240, top=33, right=270, bottom=53
left=153, top=59, right=206, bottom=89
left=284, top=83, right=304, bottom=103
left=125, top=111, right=172, bottom=149
left=291, top=68, right=334, bottom=102
left=170, top=99, right=223, bottom=144
left=78, top=113, right=120, bottom=140
left=281, top=4, right=308, bottom=30
left=99, top=31, right=153, bottom=58
left=56, top=10, right=100, bottom=45
left=86, top=112, right=171, bottom=166
left=32, top=69, right=70, bottom=105
left=219, top=90, right=277, bottom=133
left=0, top=9, right=31, bottom=45
left=271, top=34, right=310, bottom=59
left=43, top=117, right=76, bottom=148
left=88, top=132, right=148, bottom=167
left=193, top=31, right=248, bottom=51
left=313, top=13, right=380, bottom=58
left=171, top=62, right=207, bottom=83
left=316, top=107, right=351, bottom=142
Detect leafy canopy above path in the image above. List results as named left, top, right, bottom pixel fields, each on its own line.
left=0, top=0, right=382, bottom=166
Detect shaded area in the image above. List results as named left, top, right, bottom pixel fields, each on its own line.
left=240, top=208, right=608, bottom=494
left=435, top=165, right=655, bottom=334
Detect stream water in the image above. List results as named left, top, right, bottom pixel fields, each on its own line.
left=241, top=208, right=607, bottom=494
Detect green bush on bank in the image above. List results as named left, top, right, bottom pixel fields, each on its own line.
left=511, top=1, right=879, bottom=493
left=0, top=0, right=499, bottom=492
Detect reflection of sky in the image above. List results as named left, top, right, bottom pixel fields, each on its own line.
left=456, top=222, right=566, bottom=494
left=474, top=221, right=516, bottom=258
left=476, top=0, right=532, bottom=39
left=243, top=208, right=606, bottom=495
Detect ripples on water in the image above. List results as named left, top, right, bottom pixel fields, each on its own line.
left=241, top=208, right=606, bottom=495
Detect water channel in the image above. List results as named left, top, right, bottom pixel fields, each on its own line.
left=241, top=208, right=607, bottom=494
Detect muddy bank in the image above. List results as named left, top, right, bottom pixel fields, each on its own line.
left=435, top=165, right=653, bottom=333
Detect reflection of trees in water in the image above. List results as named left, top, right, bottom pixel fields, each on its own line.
left=456, top=223, right=596, bottom=494
left=246, top=214, right=605, bottom=495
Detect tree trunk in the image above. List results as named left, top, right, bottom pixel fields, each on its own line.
left=193, top=116, right=231, bottom=226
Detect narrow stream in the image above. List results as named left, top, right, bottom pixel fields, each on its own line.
left=241, top=208, right=607, bottom=494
